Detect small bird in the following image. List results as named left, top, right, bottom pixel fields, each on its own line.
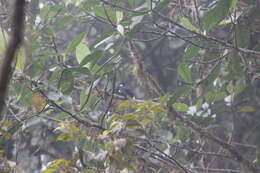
left=115, top=83, right=135, bottom=99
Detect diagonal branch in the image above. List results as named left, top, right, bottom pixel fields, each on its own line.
left=167, top=107, right=258, bottom=173
left=152, top=10, right=260, bottom=56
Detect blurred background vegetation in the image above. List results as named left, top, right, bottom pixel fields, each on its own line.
left=0, top=0, right=260, bottom=172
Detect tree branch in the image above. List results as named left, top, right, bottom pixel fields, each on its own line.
left=0, top=0, right=26, bottom=118
left=167, top=107, right=258, bottom=173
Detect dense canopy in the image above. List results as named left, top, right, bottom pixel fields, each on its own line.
left=0, top=0, right=260, bottom=173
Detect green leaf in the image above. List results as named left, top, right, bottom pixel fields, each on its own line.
left=42, top=26, right=54, bottom=35
left=68, top=67, right=92, bottom=75
left=92, top=29, right=113, bottom=49
left=40, top=5, right=49, bottom=19
left=116, top=10, right=123, bottom=24
left=231, top=54, right=243, bottom=76
left=205, top=90, right=226, bottom=103
left=28, top=43, right=40, bottom=53
left=55, top=113, right=69, bottom=120
left=48, top=68, right=63, bottom=84
left=235, top=25, right=250, bottom=48
left=128, top=0, right=137, bottom=7
left=203, top=43, right=220, bottom=61
left=66, top=32, right=86, bottom=54
left=172, top=103, right=188, bottom=112
left=227, top=81, right=234, bottom=93
left=234, top=80, right=246, bottom=96
left=168, top=86, right=191, bottom=105
left=154, top=0, right=171, bottom=11
left=80, top=50, right=104, bottom=66
left=182, top=42, right=201, bottom=61
left=48, top=5, right=63, bottom=18
left=59, top=70, right=74, bottom=94
left=16, top=47, right=25, bottom=72
left=195, top=99, right=203, bottom=110
left=231, top=0, right=239, bottom=9
left=19, top=85, right=33, bottom=105
left=181, top=17, right=200, bottom=33
left=241, top=0, right=256, bottom=5
left=92, top=7, right=117, bottom=23
left=76, top=41, right=91, bottom=64
left=201, top=63, right=221, bottom=89
left=177, top=63, right=192, bottom=83
left=158, top=94, right=170, bottom=105
left=31, top=58, right=45, bottom=77
left=203, top=0, right=231, bottom=31
left=57, top=15, right=74, bottom=29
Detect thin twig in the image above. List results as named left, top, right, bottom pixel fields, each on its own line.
left=136, top=145, right=191, bottom=173
left=167, top=107, right=258, bottom=173
left=153, top=10, right=260, bottom=56
left=100, top=0, right=150, bottom=14
left=49, top=99, right=105, bottom=130
left=183, top=147, right=232, bottom=159
left=100, top=69, right=117, bottom=127
left=192, top=167, right=240, bottom=173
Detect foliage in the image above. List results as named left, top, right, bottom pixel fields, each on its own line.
left=0, top=0, right=260, bottom=172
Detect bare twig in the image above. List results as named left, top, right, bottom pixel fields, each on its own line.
left=100, top=0, right=150, bottom=14
left=100, top=69, right=117, bottom=127
left=192, top=167, right=240, bottom=173
left=153, top=10, right=260, bottom=56
left=184, top=147, right=232, bottom=159
left=136, top=145, right=191, bottom=173
left=167, top=107, right=258, bottom=173
left=49, top=98, right=105, bottom=131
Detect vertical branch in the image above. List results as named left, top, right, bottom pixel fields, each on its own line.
left=129, top=41, right=165, bottom=97
left=0, top=0, right=26, bottom=118
left=100, top=69, right=117, bottom=127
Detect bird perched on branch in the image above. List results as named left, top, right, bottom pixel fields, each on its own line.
left=115, top=83, right=135, bottom=99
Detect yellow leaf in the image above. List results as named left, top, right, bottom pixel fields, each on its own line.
left=140, top=119, right=152, bottom=126
left=122, top=113, right=138, bottom=121
left=110, top=121, right=120, bottom=129
left=151, top=105, right=165, bottom=113
left=103, top=129, right=111, bottom=135
left=158, top=94, right=169, bottom=105
left=54, top=122, right=66, bottom=131
left=0, top=128, right=11, bottom=138
left=32, top=92, right=47, bottom=112
left=69, top=123, right=79, bottom=132
left=126, top=120, right=141, bottom=129
left=107, top=114, right=121, bottom=123
left=117, top=100, right=132, bottom=109
left=1, top=121, right=13, bottom=127
left=57, top=133, right=74, bottom=141
left=238, top=106, right=256, bottom=112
